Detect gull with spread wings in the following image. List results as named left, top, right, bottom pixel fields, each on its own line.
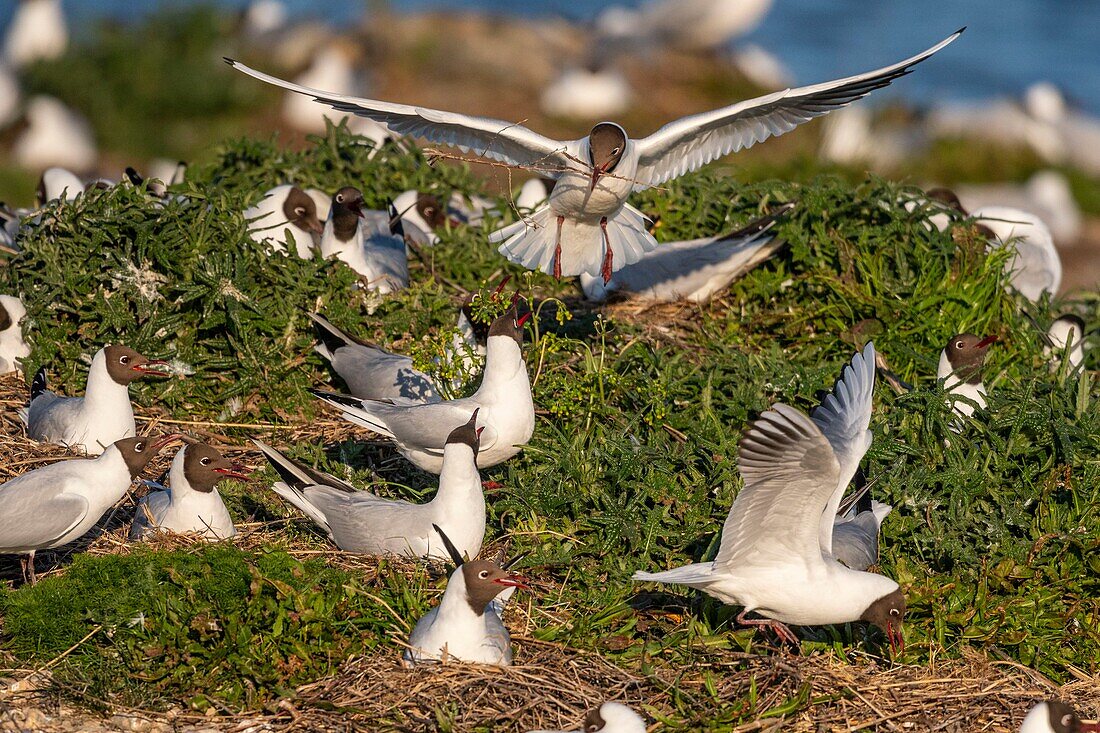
left=226, top=29, right=962, bottom=283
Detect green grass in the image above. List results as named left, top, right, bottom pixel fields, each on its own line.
left=0, top=126, right=1097, bottom=725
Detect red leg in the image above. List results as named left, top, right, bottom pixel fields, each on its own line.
left=553, top=215, right=564, bottom=280
left=736, top=609, right=798, bottom=645
left=600, top=217, right=613, bottom=283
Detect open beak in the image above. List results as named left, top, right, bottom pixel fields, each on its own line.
left=887, top=623, right=904, bottom=658
left=492, top=276, right=512, bottom=298
left=150, top=433, right=186, bottom=452
left=349, top=201, right=364, bottom=219
left=133, top=359, right=170, bottom=378
left=517, top=311, right=533, bottom=328
left=215, top=463, right=252, bottom=480
left=976, top=335, right=998, bottom=348
left=1079, top=722, right=1100, bottom=732
left=494, top=573, right=529, bottom=590
left=588, top=162, right=609, bottom=192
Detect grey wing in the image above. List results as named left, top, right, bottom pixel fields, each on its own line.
left=810, top=343, right=876, bottom=555
left=0, top=487, right=88, bottom=551
left=353, top=400, right=494, bottom=455
left=331, top=346, right=439, bottom=403
left=26, top=392, right=77, bottom=440
left=714, top=404, right=841, bottom=569
left=366, top=233, right=409, bottom=290
left=632, top=30, right=962, bottom=189
left=227, top=60, right=572, bottom=171
left=831, top=512, right=881, bottom=571
left=303, top=485, right=428, bottom=554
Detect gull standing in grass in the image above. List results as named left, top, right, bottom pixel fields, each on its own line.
left=310, top=303, right=534, bottom=473
left=130, top=442, right=249, bottom=541
left=244, top=184, right=325, bottom=257
left=578, top=204, right=792, bottom=303
left=529, top=702, right=646, bottom=733
left=0, top=433, right=180, bottom=584
left=0, top=295, right=30, bottom=374
left=633, top=343, right=906, bottom=652
left=255, top=410, right=485, bottom=559
left=227, top=29, right=962, bottom=283
left=1020, top=701, right=1100, bottom=733
left=23, top=345, right=171, bottom=455
left=403, top=525, right=528, bottom=667
left=938, top=333, right=996, bottom=419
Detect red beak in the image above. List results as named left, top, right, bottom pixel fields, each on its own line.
left=133, top=359, right=170, bottom=378
left=494, top=573, right=529, bottom=590
left=215, top=463, right=251, bottom=481
left=589, top=162, right=610, bottom=192
left=887, top=623, right=904, bottom=658
left=150, top=433, right=185, bottom=452
left=307, top=217, right=324, bottom=234
left=976, top=335, right=997, bottom=348
left=492, top=276, right=512, bottom=297
left=476, top=426, right=485, bottom=438
left=517, top=311, right=533, bottom=327
left=1079, top=722, right=1100, bottom=732
left=349, top=201, right=364, bottom=219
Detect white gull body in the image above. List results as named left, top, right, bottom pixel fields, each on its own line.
left=1046, top=316, right=1086, bottom=371
left=634, top=344, right=902, bottom=632
left=130, top=445, right=239, bottom=541
left=972, top=205, right=1061, bottom=302
left=529, top=701, right=646, bottom=733
left=244, top=184, right=319, bottom=258
left=938, top=348, right=986, bottom=418
left=0, top=295, right=30, bottom=374
left=12, top=96, right=96, bottom=172
left=320, top=199, right=408, bottom=294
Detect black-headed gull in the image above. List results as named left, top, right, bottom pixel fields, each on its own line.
left=227, top=30, right=961, bottom=283
left=244, top=184, right=325, bottom=257
left=831, top=468, right=892, bottom=572
left=529, top=702, right=646, bottom=733
left=311, top=304, right=534, bottom=473
left=579, top=204, right=791, bottom=303
left=0, top=433, right=180, bottom=584
left=320, top=186, right=408, bottom=293
left=634, top=343, right=905, bottom=652
left=130, top=442, right=249, bottom=541
left=1020, top=701, right=1100, bottom=733
left=0, top=295, right=29, bottom=374
left=938, top=333, right=995, bottom=419
left=403, top=525, right=528, bottom=667
left=1046, top=314, right=1086, bottom=371
left=255, top=409, right=485, bottom=559
left=24, top=345, right=170, bottom=456
left=36, top=166, right=84, bottom=204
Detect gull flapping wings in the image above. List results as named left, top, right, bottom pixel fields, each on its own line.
left=713, top=343, right=877, bottom=569
left=809, top=343, right=877, bottom=555
left=225, top=58, right=573, bottom=172
left=631, top=29, right=963, bottom=190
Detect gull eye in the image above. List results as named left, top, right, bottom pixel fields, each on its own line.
left=890, top=608, right=900, bottom=617
left=200, top=457, right=211, bottom=466
left=424, top=207, right=435, bottom=216
left=335, top=193, right=344, bottom=203
left=1062, top=715, right=1074, bottom=727
left=293, top=206, right=305, bottom=216
left=954, top=340, right=964, bottom=349
left=120, top=355, right=130, bottom=365
left=478, top=570, right=489, bottom=579
left=612, top=146, right=621, bottom=155
left=135, top=442, right=145, bottom=452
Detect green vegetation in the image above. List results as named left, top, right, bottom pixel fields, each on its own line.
left=0, top=127, right=1096, bottom=726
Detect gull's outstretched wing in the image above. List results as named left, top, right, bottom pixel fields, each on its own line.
left=226, top=59, right=573, bottom=172
left=631, top=30, right=963, bottom=189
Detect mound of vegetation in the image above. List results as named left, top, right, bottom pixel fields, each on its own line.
left=0, top=126, right=1095, bottom=723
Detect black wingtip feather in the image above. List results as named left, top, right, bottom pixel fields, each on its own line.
left=308, top=388, right=363, bottom=408
left=30, top=367, right=47, bottom=401
left=223, top=56, right=236, bottom=66
left=310, top=314, right=350, bottom=354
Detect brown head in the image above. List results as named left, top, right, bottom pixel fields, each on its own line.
left=588, top=122, right=627, bottom=191
left=0, top=300, right=11, bottom=332
left=445, top=409, right=482, bottom=457
left=926, top=187, right=965, bottom=214
left=416, top=194, right=446, bottom=230
left=944, top=333, right=996, bottom=385
left=583, top=707, right=606, bottom=732
left=183, top=443, right=251, bottom=493
left=487, top=299, right=532, bottom=348
left=331, top=186, right=365, bottom=241
left=104, top=345, right=169, bottom=386
left=460, top=559, right=529, bottom=615
left=1043, top=701, right=1100, bottom=733
left=283, top=186, right=323, bottom=234
left=114, top=433, right=183, bottom=477
left=859, top=588, right=906, bottom=657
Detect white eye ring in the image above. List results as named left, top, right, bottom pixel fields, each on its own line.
left=1062, top=715, right=1074, bottom=727
left=120, top=355, right=130, bottom=364
left=424, top=207, right=434, bottom=215
left=135, top=443, right=145, bottom=452
left=612, top=146, right=621, bottom=154
left=335, top=194, right=344, bottom=203
left=293, top=206, right=305, bottom=216
left=955, top=340, right=964, bottom=349
left=478, top=570, right=489, bottom=579
left=200, top=457, right=211, bottom=466
left=890, top=608, right=900, bottom=617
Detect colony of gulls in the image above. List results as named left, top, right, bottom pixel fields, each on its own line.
left=0, top=1, right=1096, bottom=731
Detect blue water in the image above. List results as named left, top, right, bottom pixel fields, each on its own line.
left=4, top=0, right=1100, bottom=114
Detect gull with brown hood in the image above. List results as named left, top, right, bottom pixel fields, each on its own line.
left=938, top=332, right=996, bottom=419
left=23, top=345, right=171, bottom=456
left=244, top=184, right=325, bottom=258
left=255, top=410, right=485, bottom=560
left=529, top=702, right=646, bottom=733
left=634, top=344, right=906, bottom=654
left=227, top=30, right=961, bottom=284
left=130, top=441, right=250, bottom=541
left=0, top=433, right=181, bottom=584
left=403, top=525, right=528, bottom=667
left=1020, top=701, right=1100, bottom=733
left=310, top=300, right=535, bottom=473
left=320, top=186, right=408, bottom=293
left=0, top=295, right=30, bottom=374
